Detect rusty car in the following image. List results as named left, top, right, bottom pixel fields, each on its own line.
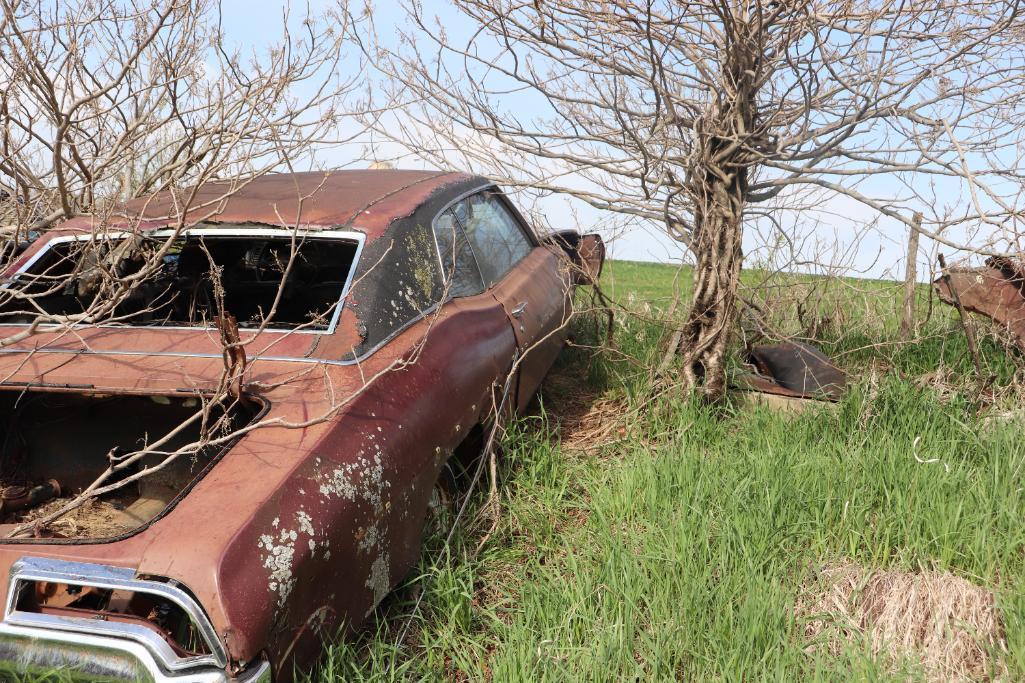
left=0, top=170, right=604, bottom=681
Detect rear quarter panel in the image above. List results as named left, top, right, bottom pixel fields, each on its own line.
left=216, top=294, right=516, bottom=678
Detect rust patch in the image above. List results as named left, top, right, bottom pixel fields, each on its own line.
left=934, top=258, right=1025, bottom=349
left=111, top=170, right=474, bottom=236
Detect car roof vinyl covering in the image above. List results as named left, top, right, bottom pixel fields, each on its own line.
left=51, top=170, right=480, bottom=238
left=342, top=176, right=496, bottom=358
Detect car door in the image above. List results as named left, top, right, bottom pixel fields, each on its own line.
left=451, top=190, right=570, bottom=412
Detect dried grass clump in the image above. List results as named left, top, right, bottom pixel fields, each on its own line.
left=558, top=395, right=629, bottom=452
left=914, top=365, right=966, bottom=403
left=542, top=366, right=627, bottom=453
left=797, top=561, right=1006, bottom=681
left=20, top=498, right=133, bottom=539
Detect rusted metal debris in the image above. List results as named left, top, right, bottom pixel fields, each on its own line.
left=737, top=342, right=847, bottom=401
left=933, top=256, right=1025, bottom=349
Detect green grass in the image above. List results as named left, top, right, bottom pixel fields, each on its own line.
left=312, top=259, right=1025, bottom=681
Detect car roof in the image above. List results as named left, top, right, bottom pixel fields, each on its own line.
left=54, top=169, right=486, bottom=240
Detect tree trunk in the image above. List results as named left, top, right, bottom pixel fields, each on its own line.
left=676, top=159, right=747, bottom=401
left=670, top=14, right=759, bottom=402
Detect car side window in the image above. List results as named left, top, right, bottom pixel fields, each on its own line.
left=434, top=207, right=485, bottom=298
left=456, top=191, right=534, bottom=287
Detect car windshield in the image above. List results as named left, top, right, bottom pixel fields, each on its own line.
left=0, top=230, right=359, bottom=331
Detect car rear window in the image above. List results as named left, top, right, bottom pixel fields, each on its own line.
left=0, top=232, right=359, bottom=331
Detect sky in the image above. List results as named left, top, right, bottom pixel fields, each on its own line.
left=214, top=0, right=985, bottom=283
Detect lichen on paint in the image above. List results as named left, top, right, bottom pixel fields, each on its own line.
left=318, top=462, right=359, bottom=500
left=259, top=508, right=328, bottom=608
left=297, top=510, right=315, bottom=536
left=365, top=552, right=391, bottom=613
left=318, top=450, right=390, bottom=513
left=309, top=434, right=399, bottom=616
left=259, top=528, right=298, bottom=608
left=357, top=523, right=380, bottom=553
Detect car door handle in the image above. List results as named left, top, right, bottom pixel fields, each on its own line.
left=511, top=301, right=527, bottom=318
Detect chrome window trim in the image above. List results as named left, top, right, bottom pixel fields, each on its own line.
left=0, top=345, right=357, bottom=366
left=348, top=301, right=443, bottom=361
left=5, top=556, right=227, bottom=672
left=4, top=226, right=366, bottom=336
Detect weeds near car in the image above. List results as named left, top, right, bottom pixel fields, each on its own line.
left=307, top=261, right=1025, bottom=682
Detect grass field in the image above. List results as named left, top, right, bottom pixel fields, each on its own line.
left=303, top=259, right=1025, bottom=682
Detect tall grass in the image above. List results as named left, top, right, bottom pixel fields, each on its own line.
left=307, top=261, right=1025, bottom=681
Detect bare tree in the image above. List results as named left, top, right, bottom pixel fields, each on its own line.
left=369, top=0, right=1025, bottom=400
left=0, top=0, right=367, bottom=234
left=0, top=0, right=382, bottom=340
left=0, top=0, right=386, bottom=534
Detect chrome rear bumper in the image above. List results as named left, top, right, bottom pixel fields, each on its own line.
left=0, top=622, right=271, bottom=682
left=0, top=557, right=271, bottom=682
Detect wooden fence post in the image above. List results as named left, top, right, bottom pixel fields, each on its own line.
left=900, top=212, right=922, bottom=338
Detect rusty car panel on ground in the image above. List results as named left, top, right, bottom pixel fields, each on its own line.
left=934, top=256, right=1025, bottom=349
left=0, top=170, right=604, bottom=681
left=738, top=342, right=847, bottom=401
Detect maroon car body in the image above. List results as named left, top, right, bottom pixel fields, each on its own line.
left=0, top=171, right=603, bottom=681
